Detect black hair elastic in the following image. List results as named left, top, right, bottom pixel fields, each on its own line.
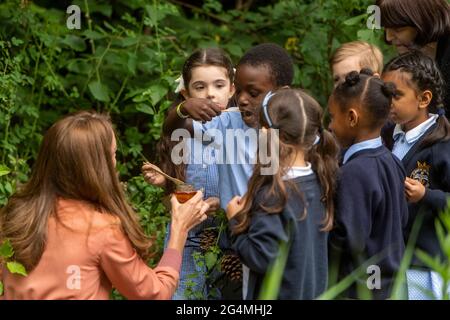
left=437, top=108, right=446, bottom=117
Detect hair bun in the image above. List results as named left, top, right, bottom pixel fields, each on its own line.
left=344, top=71, right=360, bottom=86
left=360, top=68, right=374, bottom=76
left=381, top=82, right=397, bottom=98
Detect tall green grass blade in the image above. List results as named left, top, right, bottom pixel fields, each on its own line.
left=390, top=211, right=425, bottom=300
left=258, top=237, right=291, bottom=300
left=317, top=253, right=382, bottom=300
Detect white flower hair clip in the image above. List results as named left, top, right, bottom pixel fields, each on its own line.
left=174, top=75, right=185, bottom=94
left=174, top=68, right=236, bottom=94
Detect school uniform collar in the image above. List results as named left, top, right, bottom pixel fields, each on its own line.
left=283, top=163, right=314, bottom=180
left=342, top=137, right=383, bottom=165
left=392, top=114, right=439, bottom=144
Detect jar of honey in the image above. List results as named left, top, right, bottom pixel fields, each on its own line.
left=173, top=184, right=197, bottom=203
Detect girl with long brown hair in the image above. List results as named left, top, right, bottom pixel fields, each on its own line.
left=0, top=111, right=209, bottom=300
left=226, top=88, right=339, bottom=299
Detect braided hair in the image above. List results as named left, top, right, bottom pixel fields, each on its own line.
left=383, top=51, right=450, bottom=149
left=332, top=68, right=397, bottom=130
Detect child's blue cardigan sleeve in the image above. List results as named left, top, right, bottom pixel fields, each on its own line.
left=421, top=142, right=450, bottom=213
left=229, top=206, right=289, bottom=275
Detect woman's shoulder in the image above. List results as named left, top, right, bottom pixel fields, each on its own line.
left=55, top=198, right=122, bottom=232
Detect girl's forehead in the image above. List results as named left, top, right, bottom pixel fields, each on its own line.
left=190, top=65, right=229, bottom=80
left=382, top=70, right=413, bottom=86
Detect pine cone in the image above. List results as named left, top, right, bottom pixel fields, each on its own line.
left=221, top=253, right=242, bottom=282
left=199, top=229, right=218, bottom=253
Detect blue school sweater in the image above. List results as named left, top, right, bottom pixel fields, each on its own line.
left=229, top=173, right=329, bottom=300
left=383, top=123, right=450, bottom=268
left=329, top=146, right=409, bottom=300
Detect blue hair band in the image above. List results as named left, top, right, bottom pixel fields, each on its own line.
left=262, top=91, right=276, bottom=128
left=313, top=135, right=320, bottom=145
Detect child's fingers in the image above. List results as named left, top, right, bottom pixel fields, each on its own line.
left=230, top=196, right=241, bottom=204
left=142, top=164, right=159, bottom=172
left=404, top=180, right=414, bottom=190
left=405, top=188, right=413, bottom=197
left=209, top=101, right=224, bottom=113
left=406, top=177, right=420, bottom=185
left=205, top=197, right=220, bottom=207
left=200, top=202, right=210, bottom=216
left=144, top=173, right=158, bottom=184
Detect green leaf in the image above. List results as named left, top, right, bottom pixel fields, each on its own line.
left=82, top=30, right=105, bottom=40
left=4, top=182, right=12, bottom=194
left=62, top=35, right=86, bottom=52
left=357, top=29, right=383, bottom=44
left=127, top=52, right=137, bottom=75
left=416, top=249, right=444, bottom=274
left=6, top=261, right=27, bottom=277
left=205, top=252, right=217, bottom=270
left=390, top=212, right=424, bottom=299
left=435, top=220, right=450, bottom=258
left=225, top=44, right=243, bottom=58
left=0, top=165, right=10, bottom=177
left=90, top=3, right=112, bottom=17
left=259, top=238, right=290, bottom=299
left=0, top=281, right=3, bottom=296
left=148, top=84, right=168, bottom=106
left=88, top=81, right=110, bottom=102
left=136, top=104, right=154, bottom=115
left=11, top=37, right=23, bottom=46
left=0, top=239, right=14, bottom=258
left=343, top=13, right=366, bottom=26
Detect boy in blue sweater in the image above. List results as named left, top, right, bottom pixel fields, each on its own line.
left=328, top=69, right=409, bottom=299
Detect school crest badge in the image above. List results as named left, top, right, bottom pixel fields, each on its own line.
left=410, top=161, right=430, bottom=187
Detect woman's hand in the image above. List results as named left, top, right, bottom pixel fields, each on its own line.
left=205, top=197, right=220, bottom=216
left=170, top=191, right=209, bottom=234
left=141, top=162, right=166, bottom=187
left=181, top=98, right=224, bottom=122
left=226, top=196, right=244, bottom=220
left=167, top=191, right=209, bottom=252
left=405, top=177, right=426, bottom=203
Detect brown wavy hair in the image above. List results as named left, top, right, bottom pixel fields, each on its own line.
left=377, top=0, right=450, bottom=47
left=232, top=89, right=339, bottom=234
left=0, top=111, right=153, bottom=271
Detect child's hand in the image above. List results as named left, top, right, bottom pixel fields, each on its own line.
left=226, top=196, right=244, bottom=220
left=182, top=98, right=224, bottom=122
left=405, top=177, right=426, bottom=203
left=141, top=162, right=167, bottom=187
left=205, top=197, right=220, bottom=216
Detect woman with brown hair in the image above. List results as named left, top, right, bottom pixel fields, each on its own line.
left=376, top=0, right=450, bottom=118
left=0, top=111, right=209, bottom=300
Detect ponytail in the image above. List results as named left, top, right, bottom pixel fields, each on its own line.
left=419, top=108, right=450, bottom=150
left=308, top=128, right=340, bottom=231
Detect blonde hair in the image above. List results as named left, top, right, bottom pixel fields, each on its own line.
left=331, top=41, right=384, bottom=74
